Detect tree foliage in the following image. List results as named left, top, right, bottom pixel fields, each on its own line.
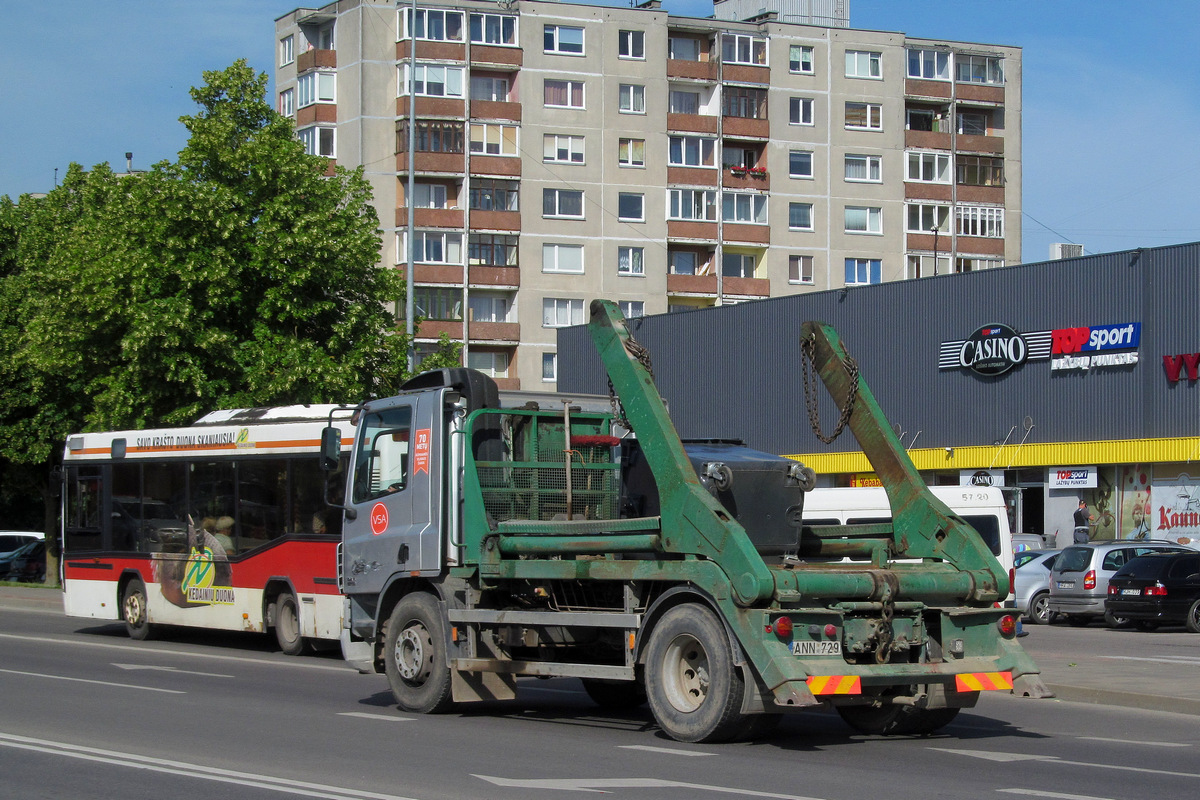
left=0, top=60, right=456, bottom=532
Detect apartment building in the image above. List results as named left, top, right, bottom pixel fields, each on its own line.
left=274, top=0, right=1021, bottom=389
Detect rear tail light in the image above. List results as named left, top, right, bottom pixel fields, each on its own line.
left=997, top=615, right=1018, bottom=637
left=771, top=615, right=793, bottom=639
left=1083, top=569, right=1096, bottom=590
left=1145, top=583, right=1168, bottom=597
left=1108, top=584, right=1118, bottom=596
left=1008, top=567, right=1015, bottom=597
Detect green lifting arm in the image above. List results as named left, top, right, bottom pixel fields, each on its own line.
left=587, top=299, right=775, bottom=606
left=801, top=321, right=1007, bottom=604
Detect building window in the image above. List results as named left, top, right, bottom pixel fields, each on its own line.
left=668, top=249, right=707, bottom=275
left=789, top=97, right=814, bottom=126
left=278, top=88, right=294, bottom=117
left=298, top=72, right=336, bottom=107
left=957, top=111, right=988, bottom=136
left=956, top=206, right=1005, bottom=238
left=721, top=33, right=766, bottom=66
left=788, top=202, right=813, bottom=231
left=542, top=353, right=557, bottom=382
left=414, top=287, right=462, bottom=320
left=280, top=35, right=294, bottom=66
left=668, top=135, right=716, bottom=167
left=619, top=300, right=645, bottom=319
left=618, top=193, right=645, bottom=222
left=469, top=179, right=519, bottom=212
left=722, top=251, right=757, bottom=278
left=669, top=88, right=701, bottom=115
left=542, top=188, right=584, bottom=219
left=906, top=108, right=944, bottom=132
left=668, top=36, right=701, bottom=61
left=619, top=30, right=645, bottom=59
left=845, top=50, right=881, bottom=79
left=789, top=254, right=814, bottom=284
left=790, top=45, right=814, bottom=74
left=722, top=145, right=758, bottom=170
left=844, top=154, right=882, bottom=183
left=845, top=258, right=882, bottom=286
left=470, top=76, right=509, bottom=102
left=543, top=298, right=585, bottom=327
left=544, top=24, right=584, bottom=55
left=468, top=233, right=518, bottom=267
left=955, top=256, right=1003, bottom=273
left=542, top=243, right=584, bottom=273
left=618, top=84, right=646, bottom=114
left=906, top=254, right=950, bottom=279
left=469, top=123, right=518, bottom=156
left=403, top=8, right=464, bottom=41
left=845, top=102, right=882, bottom=131
left=789, top=150, right=814, bottom=179
left=721, top=192, right=767, bottom=224
left=618, top=138, right=645, bottom=167
left=470, top=13, right=517, bottom=46
left=906, top=203, right=949, bottom=233
left=544, top=134, right=584, bottom=164
left=544, top=79, right=585, bottom=108
left=957, top=55, right=1004, bottom=85
left=618, top=246, right=645, bottom=276
left=469, top=293, right=510, bottom=323
left=404, top=231, right=463, bottom=264
left=398, top=119, right=464, bottom=154
left=907, top=151, right=951, bottom=183
left=667, top=189, right=717, bottom=221
left=401, top=64, right=465, bottom=98
left=298, top=126, right=335, bottom=158
left=411, top=182, right=448, bottom=209
left=957, top=155, right=1004, bottom=186
left=907, top=48, right=949, bottom=80
left=468, top=350, right=508, bottom=378
left=845, top=206, right=882, bottom=234
left=723, top=87, right=766, bottom=119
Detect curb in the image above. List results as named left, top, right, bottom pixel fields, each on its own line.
left=1044, top=683, right=1200, bottom=718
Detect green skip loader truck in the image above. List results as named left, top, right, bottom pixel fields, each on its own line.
left=327, top=299, right=1049, bottom=742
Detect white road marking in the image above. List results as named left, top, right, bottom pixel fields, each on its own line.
left=933, top=748, right=1200, bottom=779
left=1077, top=736, right=1190, bottom=748
left=0, top=731, right=423, bottom=800
left=618, top=745, right=716, bottom=757
left=0, top=668, right=185, bottom=694
left=474, top=775, right=823, bottom=798
left=113, top=663, right=234, bottom=678
left=998, top=790, right=1119, bottom=800
left=337, top=712, right=414, bottom=722
left=1099, top=655, right=1200, bottom=666
left=0, top=632, right=352, bottom=672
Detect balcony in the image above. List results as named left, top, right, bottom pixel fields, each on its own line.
left=666, top=166, right=718, bottom=186
left=296, top=49, right=336, bottom=72
left=666, top=220, right=719, bottom=241
left=397, top=152, right=466, bottom=174
left=905, top=130, right=951, bottom=150
left=396, top=96, right=466, bottom=118
left=468, top=154, right=521, bottom=177
left=417, top=319, right=520, bottom=344
left=956, top=134, right=1005, bottom=154
left=721, top=116, right=769, bottom=139
left=722, top=276, right=770, bottom=297
left=904, top=78, right=951, bottom=100
left=667, top=113, right=718, bottom=134
left=666, top=59, right=717, bottom=80
left=470, top=100, right=521, bottom=122
left=296, top=104, right=337, bottom=126
left=667, top=273, right=718, bottom=295
left=395, top=207, right=465, bottom=228
left=954, top=236, right=1005, bottom=255
left=903, top=183, right=952, bottom=202
left=410, top=263, right=520, bottom=288
left=469, top=209, right=521, bottom=232
left=723, top=167, right=769, bottom=191
left=471, top=45, right=522, bottom=69
left=396, top=40, right=466, bottom=62
left=956, top=83, right=1005, bottom=104
left=722, top=64, right=769, bottom=85
left=722, top=223, right=769, bottom=245
left=956, top=185, right=1005, bottom=204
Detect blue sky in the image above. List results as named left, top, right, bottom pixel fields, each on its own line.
left=3, top=0, right=1197, bottom=264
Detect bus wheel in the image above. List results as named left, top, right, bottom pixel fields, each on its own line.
left=644, top=604, right=747, bottom=743
left=384, top=593, right=454, bottom=714
left=274, top=592, right=307, bottom=656
left=122, top=578, right=154, bottom=641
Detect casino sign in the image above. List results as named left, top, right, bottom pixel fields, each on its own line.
left=940, top=322, right=1140, bottom=377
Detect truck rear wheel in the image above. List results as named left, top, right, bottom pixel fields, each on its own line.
left=644, top=604, right=747, bottom=743
left=384, top=593, right=454, bottom=714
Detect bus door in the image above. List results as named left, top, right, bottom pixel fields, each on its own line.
left=342, top=391, right=444, bottom=595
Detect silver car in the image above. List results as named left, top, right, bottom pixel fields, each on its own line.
left=1008, top=549, right=1060, bottom=624
left=1048, top=540, right=1193, bottom=627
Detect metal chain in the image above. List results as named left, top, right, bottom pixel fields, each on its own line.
left=875, top=596, right=895, bottom=665
left=608, top=331, right=655, bottom=431
left=801, top=333, right=860, bottom=444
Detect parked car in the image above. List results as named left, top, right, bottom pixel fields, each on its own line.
left=1105, top=551, right=1200, bottom=632
left=1008, top=549, right=1060, bottom=624
left=2, top=539, right=45, bottom=582
left=0, top=531, right=43, bottom=556
left=1049, top=540, right=1194, bottom=627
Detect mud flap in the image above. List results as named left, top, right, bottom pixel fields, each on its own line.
left=452, top=670, right=518, bottom=702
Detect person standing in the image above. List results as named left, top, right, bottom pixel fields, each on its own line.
left=1073, top=500, right=1094, bottom=544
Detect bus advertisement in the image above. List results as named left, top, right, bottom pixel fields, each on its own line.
left=60, top=405, right=354, bottom=654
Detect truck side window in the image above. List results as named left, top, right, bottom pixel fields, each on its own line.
left=352, top=406, right=413, bottom=503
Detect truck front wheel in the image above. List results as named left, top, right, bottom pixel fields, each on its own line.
left=644, top=604, right=747, bottom=743
left=384, top=593, right=454, bottom=714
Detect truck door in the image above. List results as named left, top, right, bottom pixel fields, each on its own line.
left=341, top=392, right=444, bottom=595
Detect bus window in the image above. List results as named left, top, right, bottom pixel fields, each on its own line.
left=238, top=459, right=287, bottom=546
left=64, top=467, right=103, bottom=552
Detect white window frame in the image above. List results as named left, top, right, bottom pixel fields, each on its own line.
left=906, top=151, right=951, bottom=183
left=906, top=203, right=950, bottom=234
left=618, top=192, right=645, bottom=222
left=470, top=13, right=517, bottom=46
left=278, top=88, right=294, bottom=117
left=412, top=182, right=448, bottom=209
left=542, top=352, right=557, bottom=382
left=618, top=138, right=645, bottom=168
left=957, top=54, right=1005, bottom=85
left=543, top=297, right=585, bottom=328
left=906, top=254, right=951, bottom=279
left=618, top=300, right=645, bottom=319
left=722, top=251, right=757, bottom=279
left=618, top=84, right=646, bottom=114
left=468, top=350, right=508, bottom=378
left=788, top=202, right=814, bottom=231
left=544, top=24, right=584, bottom=55
left=845, top=206, right=883, bottom=235
left=543, top=134, right=584, bottom=164
left=544, top=79, right=585, bottom=109
left=667, top=188, right=717, bottom=221
left=280, top=35, right=294, bottom=66
left=401, top=8, right=464, bottom=42
left=790, top=97, right=814, bottom=126
left=845, top=258, right=882, bottom=286
left=618, top=246, right=645, bottom=276
left=469, top=123, right=518, bottom=156
left=298, top=71, right=336, bottom=107
left=721, top=33, right=767, bottom=66
left=845, top=50, right=882, bottom=79
left=955, top=256, right=1004, bottom=273
left=402, top=230, right=464, bottom=265
left=721, top=192, right=767, bottom=225
left=618, top=29, right=645, bottom=60
left=468, top=292, right=510, bottom=323
left=298, top=125, right=335, bottom=158
left=789, top=254, right=814, bottom=284
left=470, top=75, right=509, bottom=102
left=400, top=64, right=465, bottom=98
left=844, top=154, right=882, bottom=183
left=668, top=37, right=701, bottom=61
left=789, top=45, right=814, bottom=74
left=789, top=150, right=814, bottom=179
left=542, top=188, right=584, bottom=219
left=668, top=135, right=716, bottom=168
left=845, top=102, right=883, bottom=131
left=957, top=111, right=989, bottom=136
left=956, top=206, right=1005, bottom=238
left=542, top=243, right=584, bottom=274
left=907, top=48, right=950, bottom=80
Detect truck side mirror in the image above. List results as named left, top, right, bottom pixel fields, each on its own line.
left=320, top=427, right=342, bottom=472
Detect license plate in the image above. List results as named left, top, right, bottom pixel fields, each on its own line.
left=1057, top=581, right=1075, bottom=589
left=1121, top=588, right=1141, bottom=596
left=791, top=640, right=842, bottom=656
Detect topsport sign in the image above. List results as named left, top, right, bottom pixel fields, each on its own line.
left=939, top=322, right=1140, bottom=377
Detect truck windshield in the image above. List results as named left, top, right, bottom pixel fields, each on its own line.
left=351, top=406, right=413, bottom=503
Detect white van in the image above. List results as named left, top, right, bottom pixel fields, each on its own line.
left=802, top=486, right=1014, bottom=600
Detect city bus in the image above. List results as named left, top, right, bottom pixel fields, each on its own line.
left=61, top=405, right=354, bottom=654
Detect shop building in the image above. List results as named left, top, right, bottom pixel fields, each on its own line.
left=558, top=241, right=1200, bottom=550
